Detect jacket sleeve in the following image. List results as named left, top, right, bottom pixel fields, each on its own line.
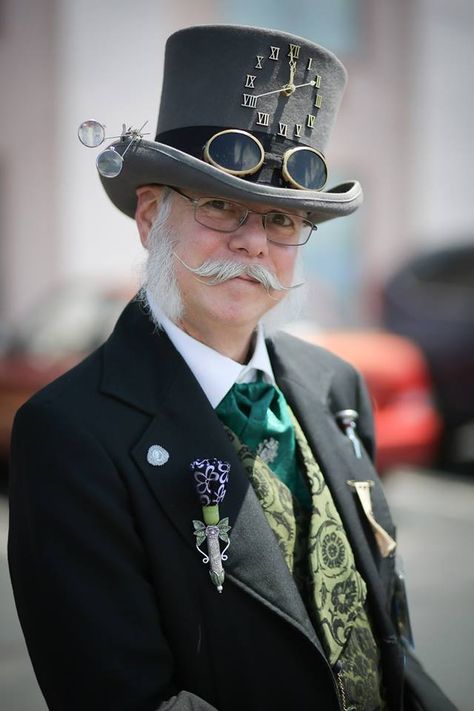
left=8, top=399, right=218, bottom=711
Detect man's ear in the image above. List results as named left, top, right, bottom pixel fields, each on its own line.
left=135, top=186, right=165, bottom=248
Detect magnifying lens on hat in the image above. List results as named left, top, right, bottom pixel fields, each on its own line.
left=78, top=119, right=149, bottom=178
left=78, top=119, right=107, bottom=148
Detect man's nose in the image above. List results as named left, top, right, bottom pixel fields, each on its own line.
left=227, top=213, right=269, bottom=257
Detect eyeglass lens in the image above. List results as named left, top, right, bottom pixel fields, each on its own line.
left=195, top=199, right=311, bottom=245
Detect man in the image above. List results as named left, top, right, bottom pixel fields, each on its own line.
left=8, top=25, right=454, bottom=711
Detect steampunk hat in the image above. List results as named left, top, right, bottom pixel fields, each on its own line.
left=97, top=24, right=362, bottom=224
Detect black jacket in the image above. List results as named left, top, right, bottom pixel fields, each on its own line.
left=8, top=300, right=455, bottom=710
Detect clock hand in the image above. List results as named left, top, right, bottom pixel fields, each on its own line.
left=280, top=78, right=318, bottom=96
left=288, top=58, right=296, bottom=86
left=254, top=79, right=317, bottom=100
left=291, top=79, right=317, bottom=90
left=254, top=86, right=292, bottom=99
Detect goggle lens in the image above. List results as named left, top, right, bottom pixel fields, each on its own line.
left=204, top=131, right=264, bottom=176
left=283, top=147, right=327, bottom=190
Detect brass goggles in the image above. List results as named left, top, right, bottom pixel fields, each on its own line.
left=170, top=187, right=316, bottom=246
left=203, top=129, right=328, bottom=191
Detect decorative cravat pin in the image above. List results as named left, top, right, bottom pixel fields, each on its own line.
left=256, top=437, right=279, bottom=464
left=191, top=458, right=232, bottom=593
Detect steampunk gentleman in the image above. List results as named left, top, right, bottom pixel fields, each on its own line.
left=9, top=25, right=454, bottom=711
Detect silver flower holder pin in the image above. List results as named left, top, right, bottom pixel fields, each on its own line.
left=190, top=458, right=232, bottom=593
left=335, top=409, right=362, bottom=459
left=77, top=119, right=150, bottom=178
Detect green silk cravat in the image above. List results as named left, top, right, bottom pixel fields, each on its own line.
left=216, top=379, right=311, bottom=508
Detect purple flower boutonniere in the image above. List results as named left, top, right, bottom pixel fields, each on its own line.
left=191, top=458, right=231, bottom=593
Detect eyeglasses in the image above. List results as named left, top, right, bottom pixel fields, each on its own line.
left=169, top=187, right=316, bottom=246
left=203, top=129, right=328, bottom=191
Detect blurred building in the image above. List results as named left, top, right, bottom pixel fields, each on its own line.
left=0, top=0, right=473, bottom=327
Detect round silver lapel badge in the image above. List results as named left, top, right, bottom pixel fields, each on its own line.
left=147, top=445, right=170, bottom=466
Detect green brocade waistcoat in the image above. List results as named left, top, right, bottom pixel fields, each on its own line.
left=221, top=413, right=386, bottom=711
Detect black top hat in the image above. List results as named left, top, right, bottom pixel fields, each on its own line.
left=99, top=24, right=362, bottom=224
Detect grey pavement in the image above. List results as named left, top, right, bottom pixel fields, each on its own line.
left=383, top=469, right=474, bottom=711
left=1, top=469, right=473, bottom=711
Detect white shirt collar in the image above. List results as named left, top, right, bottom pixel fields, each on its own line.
left=146, top=290, right=276, bottom=408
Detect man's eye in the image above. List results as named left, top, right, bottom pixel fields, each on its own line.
left=269, top=212, right=294, bottom=227
left=205, top=199, right=233, bottom=211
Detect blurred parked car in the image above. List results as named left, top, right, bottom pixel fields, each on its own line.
left=0, top=283, right=442, bottom=474
left=0, top=282, right=133, bottom=458
left=286, top=326, right=443, bottom=473
left=382, top=242, right=474, bottom=469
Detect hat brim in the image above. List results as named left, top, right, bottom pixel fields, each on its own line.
left=99, top=139, right=363, bottom=224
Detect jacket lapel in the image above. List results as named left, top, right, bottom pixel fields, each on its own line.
left=100, top=301, right=322, bottom=650
left=268, top=333, right=397, bottom=635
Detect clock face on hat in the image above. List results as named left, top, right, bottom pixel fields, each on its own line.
left=240, top=42, right=323, bottom=140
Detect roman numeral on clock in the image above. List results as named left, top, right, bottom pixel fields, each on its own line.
left=307, top=114, right=316, bottom=128
left=288, top=44, right=300, bottom=59
left=242, top=93, right=258, bottom=109
left=294, top=124, right=303, bottom=138
left=277, top=122, right=288, bottom=137
left=255, top=55, right=264, bottom=69
left=256, top=112, right=270, bottom=127
left=269, top=46, right=280, bottom=60
left=245, top=75, right=256, bottom=89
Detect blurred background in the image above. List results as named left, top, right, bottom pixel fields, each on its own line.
left=0, top=0, right=473, bottom=709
